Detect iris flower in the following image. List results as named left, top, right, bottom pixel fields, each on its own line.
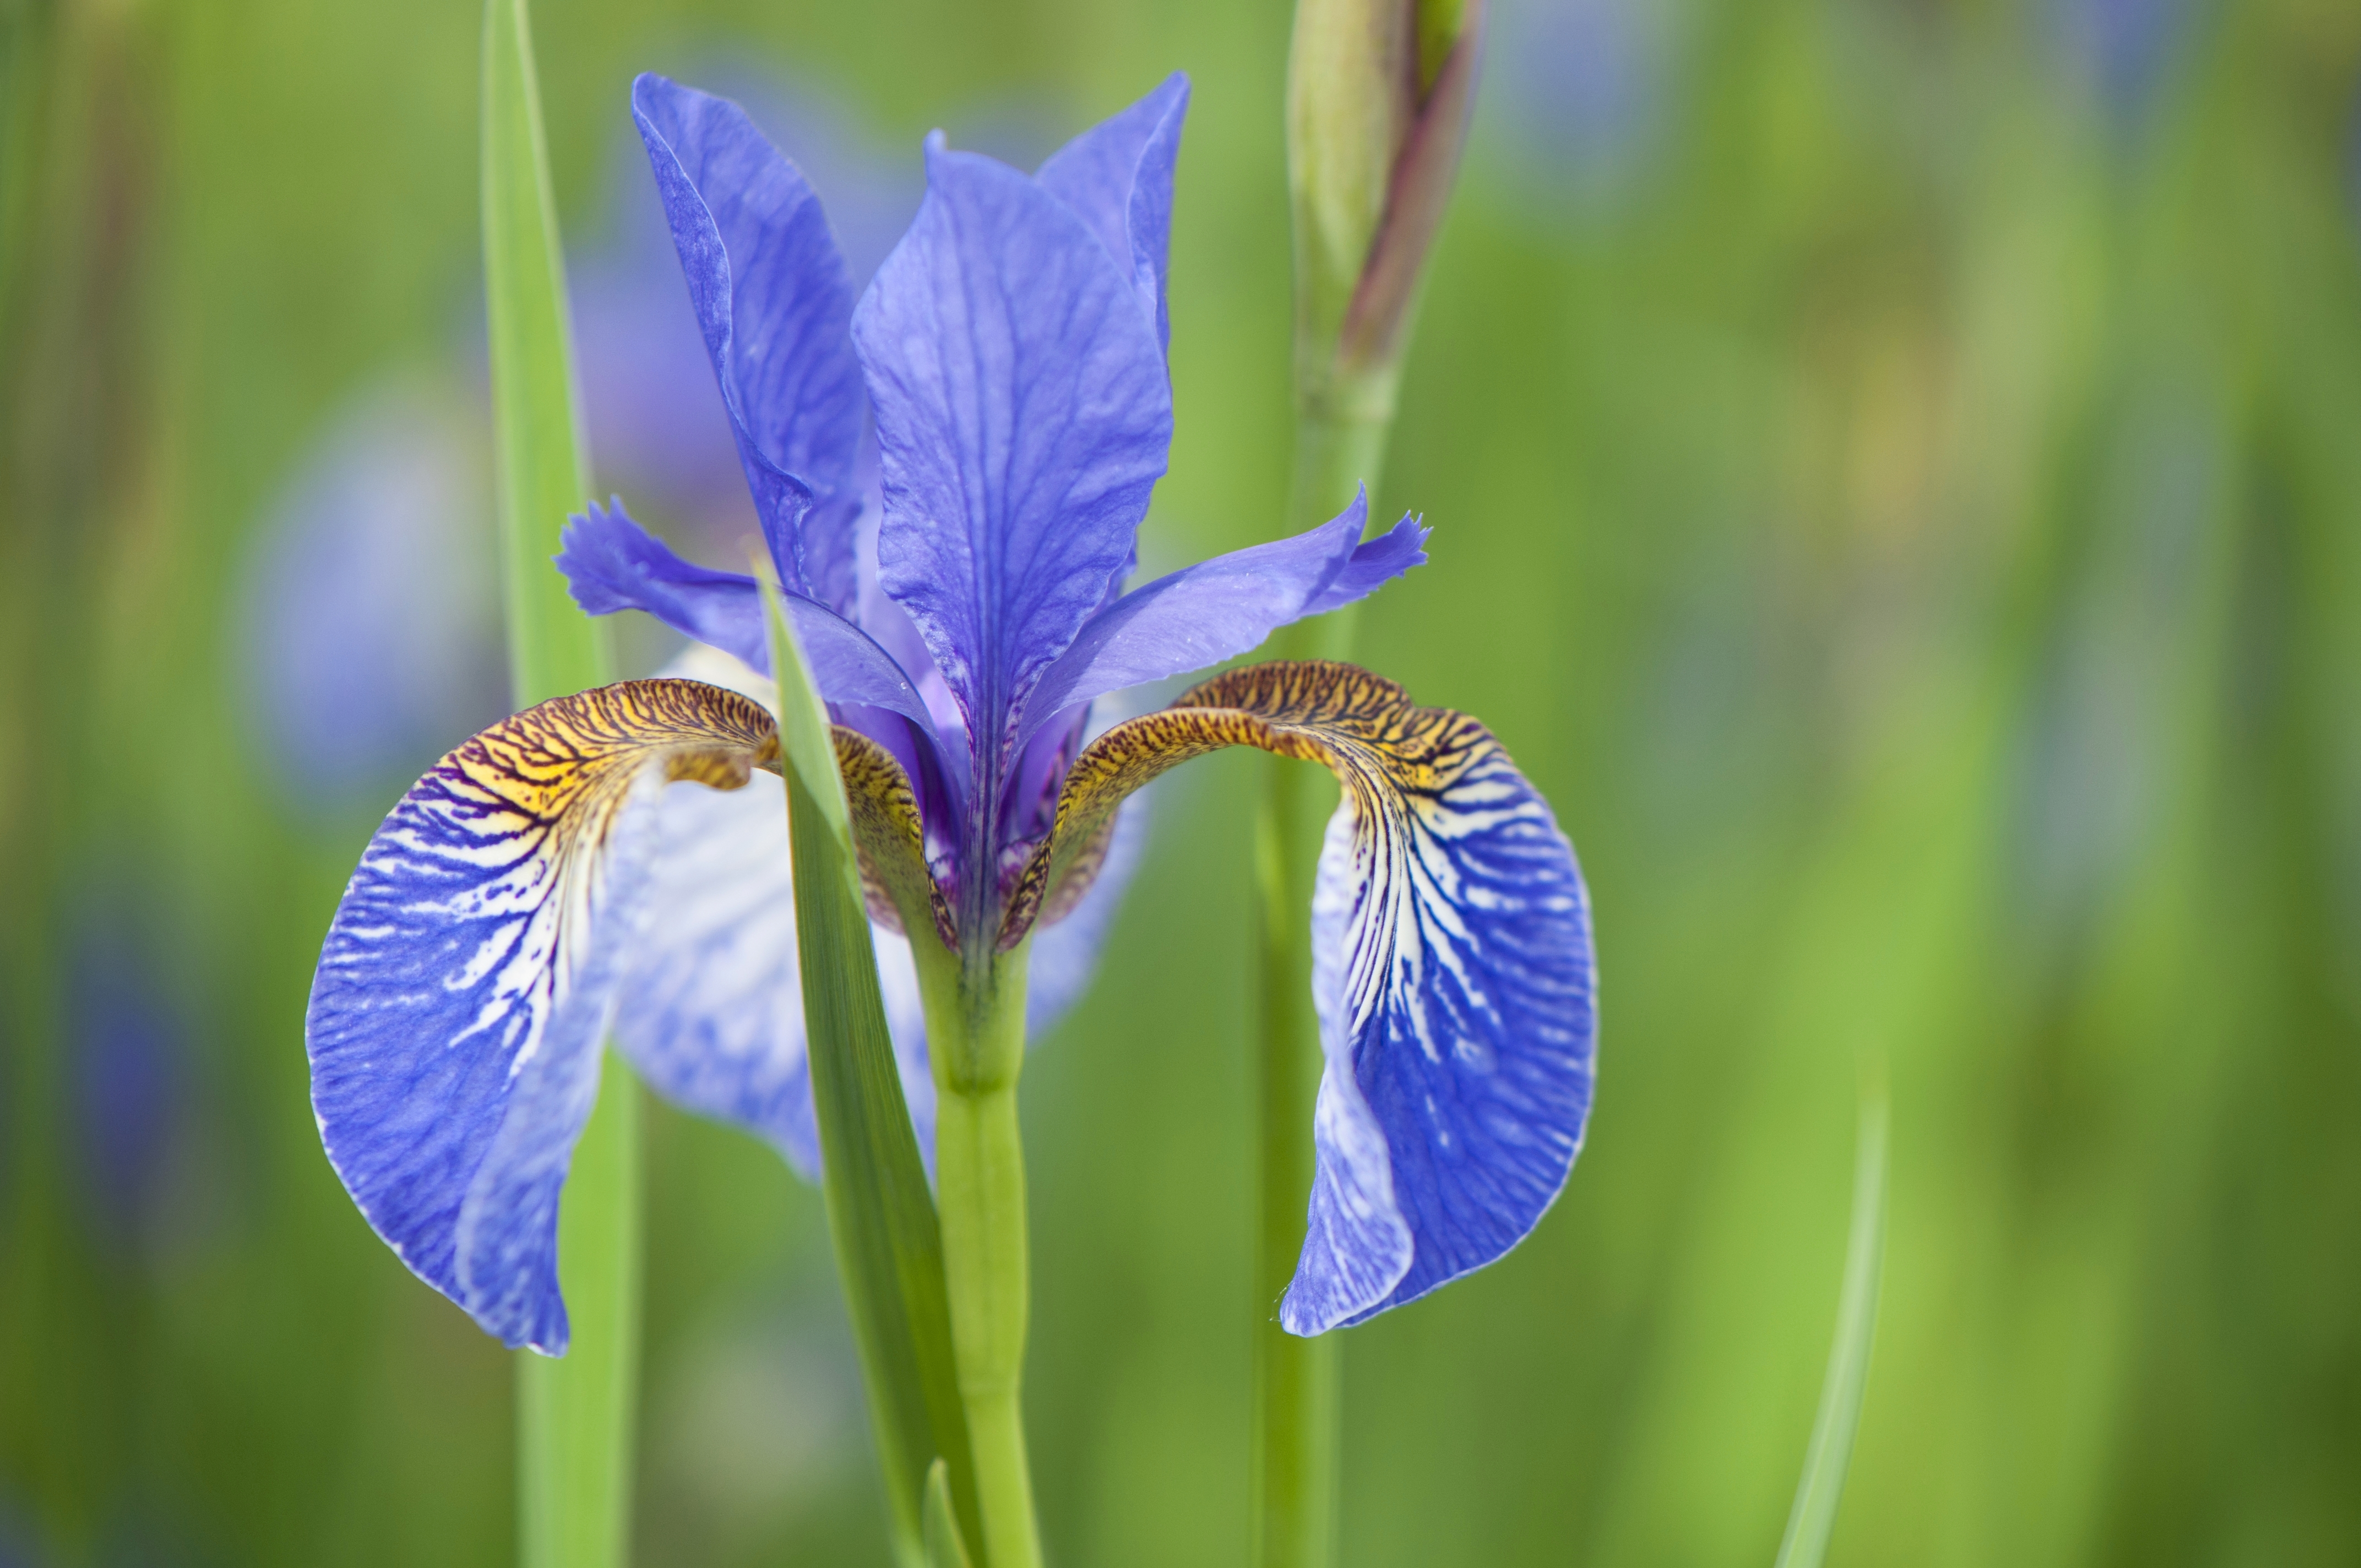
left=306, top=71, right=1597, bottom=1356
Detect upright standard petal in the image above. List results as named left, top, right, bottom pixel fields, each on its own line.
left=1006, top=661, right=1596, bottom=1333
left=1034, top=72, right=1190, bottom=350
left=306, top=680, right=780, bottom=1352
left=856, top=137, right=1174, bottom=775
left=1018, top=489, right=1427, bottom=743
left=633, top=74, right=866, bottom=609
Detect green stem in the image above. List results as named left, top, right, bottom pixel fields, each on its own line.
left=1285, top=406, right=1394, bottom=597
left=917, top=942, right=1043, bottom=1568
left=1250, top=769, right=1338, bottom=1568
left=1251, top=404, right=1393, bottom=1568
left=519, top=1057, right=642, bottom=1568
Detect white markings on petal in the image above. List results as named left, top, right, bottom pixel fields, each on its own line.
left=609, top=766, right=934, bottom=1178
left=1279, top=698, right=1595, bottom=1335
left=305, top=680, right=777, bottom=1351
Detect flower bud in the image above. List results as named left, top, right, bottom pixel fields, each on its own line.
left=1287, top=0, right=1484, bottom=418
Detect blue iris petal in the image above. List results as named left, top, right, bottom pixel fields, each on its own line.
left=1020, top=488, right=1428, bottom=744
left=307, top=749, right=672, bottom=1353
left=557, top=499, right=769, bottom=668
left=1034, top=72, right=1189, bottom=351
left=554, top=500, right=945, bottom=744
left=1024, top=789, right=1149, bottom=1035
left=1283, top=745, right=1596, bottom=1335
left=608, top=737, right=1146, bottom=1175
left=633, top=73, right=867, bottom=612
left=609, top=770, right=932, bottom=1178
left=856, top=133, right=1174, bottom=778
left=1302, top=509, right=1429, bottom=616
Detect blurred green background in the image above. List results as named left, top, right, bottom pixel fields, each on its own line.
left=6, top=0, right=2361, bottom=1562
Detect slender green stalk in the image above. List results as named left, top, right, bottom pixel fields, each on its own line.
left=1283, top=407, right=1395, bottom=654
left=1252, top=403, right=1393, bottom=1568
left=518, top=1067, right=641, bottom=1568
left=1248, top=788, right=1338, bottom=1568
left=913, top=938, right=1043, bottom=1568
left=1772, top=1083, right=1890, bottom=1568
left=481, top=0, right=635, bottom=1562
left=1260, top=0, right=1478, bottom=1545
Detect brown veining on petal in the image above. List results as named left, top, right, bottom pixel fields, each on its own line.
left=832, top=725, right=958, bottom=951
left=995, top=660, right=1489, bottom=951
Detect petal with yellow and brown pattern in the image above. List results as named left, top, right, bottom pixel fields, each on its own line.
left=305, top=679, right=776, bottom=1352
left=1009, top=661, right=1596, bottom=1335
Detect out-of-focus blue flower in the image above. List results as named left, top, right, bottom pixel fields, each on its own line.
left=62, top=888, right=229, bottom=1268
left=67, top=909, right=183, bottom=1248
left=2048, top=0, right=2190, bottom=122
left=2015, top=387, right=2217, bottom=949
left=1482, top=0, right=1665, bottom=211
left=243, top=70, right=912, bottom=808
left=237, top=384, right=505, bottom=809
left=0, top=1498, right=36, bottom=1568
left=304, top=70, right=1595, bottom=1352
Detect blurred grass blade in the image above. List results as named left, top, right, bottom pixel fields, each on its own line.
left=925, top=1460, right=977, bottom=1568
left=761, top=580, right=982, bottom=1566
left=1773, top=1085, right=1890, bottom=1568
left=482, top=3, right=637, bottom=1567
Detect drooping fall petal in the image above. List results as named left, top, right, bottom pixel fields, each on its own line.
left=605, top=769, right=934, bottom=1179
left=306, top=680, right=779, bottom=1351
left=1010, top=660, right=1596, bottom=1332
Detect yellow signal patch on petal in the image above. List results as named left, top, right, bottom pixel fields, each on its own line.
left=392, top=678, right=784, bottom=1001
left=999, top=660, right=1484, bottom=950
left=458, top=677, right=781, bottom=818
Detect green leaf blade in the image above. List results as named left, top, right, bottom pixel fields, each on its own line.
left=481, top=0, right=604, bottom=708
left=763, top=581, right=983, bottom=1566
left=1773, top=1085, right=1890, bottom=1568
left=925, top=1459, right=978, bottom=1568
